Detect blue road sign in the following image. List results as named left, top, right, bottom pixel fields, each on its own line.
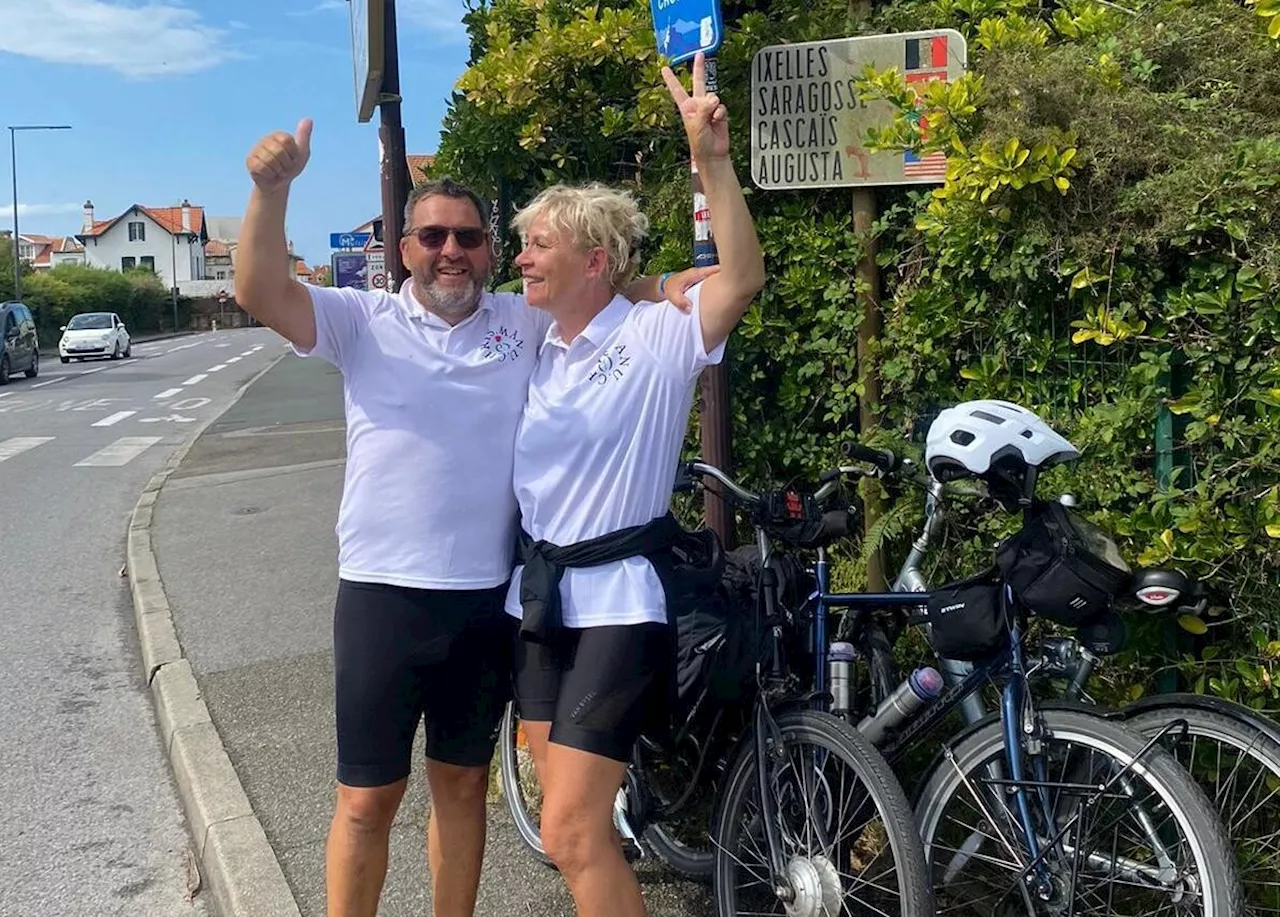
left=650, top=0, right=723, bottom=66
left=330, top=231, right=372, bottom=250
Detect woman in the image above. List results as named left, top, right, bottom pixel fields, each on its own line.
left=503, top=53, right=765, bottom=917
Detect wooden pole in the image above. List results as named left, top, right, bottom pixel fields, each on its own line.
left=849, top=0, right=886, bottom=591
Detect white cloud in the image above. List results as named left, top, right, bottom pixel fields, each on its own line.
left=287, top=0, right=347, bottom=15
left=398, top=0, right=467, bottom=41
left=2, top=203, right=85, bottom=219
left=288, top=0, right=348, bottom=15
left=0, top=0, right=234, bottom=78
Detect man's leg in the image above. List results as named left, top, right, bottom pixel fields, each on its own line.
left=425, top=759, right=490, bottom=917
left=329, top=579, right=429, bottom=917
left=326, top=780, right=407, bottom=917
left=421, top=587, right=519, bottom=917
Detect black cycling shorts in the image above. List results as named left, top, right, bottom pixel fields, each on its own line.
left=514, top=622, right=672, bottom=763
left=333, top=579, right=514, bottom=787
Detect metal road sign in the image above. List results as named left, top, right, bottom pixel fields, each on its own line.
left=750, top=30, right=967, bottom=190
left=350, top=1, right=386, bottom=123
left=330, top=231, right=372, bottom=250
left=650, top=0, right=723, bottom=65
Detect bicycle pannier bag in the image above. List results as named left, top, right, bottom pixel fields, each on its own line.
left=996, top=501, right=1131, bottom=626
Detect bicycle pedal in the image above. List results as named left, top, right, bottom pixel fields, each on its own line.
left=621, top=837, right=646, bottom=863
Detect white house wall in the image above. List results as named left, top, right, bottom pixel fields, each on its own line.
left=82, top=208, right=202, bottom=288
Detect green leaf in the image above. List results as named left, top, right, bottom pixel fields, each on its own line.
left=1178, top=615, right=1208, bottom=635
left=1265, top=524, right=1280, bottom=539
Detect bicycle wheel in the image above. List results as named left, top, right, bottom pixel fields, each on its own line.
left=633, top=735, right=716, bottom=878
left=712, top=708, right=934, bottom=916
left=1124, top=699, right=1280, bottom=915
left=916, top=708, right=1242, bottom=916
left=497, top=701, right=550, bottom=864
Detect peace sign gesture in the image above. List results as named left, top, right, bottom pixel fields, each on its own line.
left=662, top=52, right=730, bottom=163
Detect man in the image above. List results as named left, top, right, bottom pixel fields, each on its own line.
left=234, top=118, right=710, bottom=917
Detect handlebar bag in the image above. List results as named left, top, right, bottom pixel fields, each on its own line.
left=996, top=501, right=1130, bottom=626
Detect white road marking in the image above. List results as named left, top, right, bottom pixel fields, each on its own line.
left=0, top=392, right=12, bottom=400
left=74, top=436, right=163, bottom=467
left=170, top=397, right=211, bottom=410
left=139, top=414, right=195, bottom=424
left=0, top=436, right=54, bottom=462
left=92, top=410, right=137, bottom=427
left=30, top=377, right=66, bottom=388
left=182, top=374, right=209, bottom=385
left=155, top=387, right=183, bottom=399
left=207, top=364, right=227, bottom=373
left=227, top=356, right=242, bottom=363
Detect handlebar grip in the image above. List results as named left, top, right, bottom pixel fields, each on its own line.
left=840, top=441, right=901, bottom=472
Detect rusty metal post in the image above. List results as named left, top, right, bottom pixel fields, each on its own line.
left=378, top=0, right=411, bottom=289
left=692, top=56, right=734, bottom=546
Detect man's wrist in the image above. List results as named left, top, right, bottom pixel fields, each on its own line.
left=659, top=271, right=675, bottom=296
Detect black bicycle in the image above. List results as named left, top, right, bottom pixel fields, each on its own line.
left=498, top=460, right=936, bottom=917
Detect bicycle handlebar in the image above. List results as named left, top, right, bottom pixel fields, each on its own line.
left=681, top=460, right=762, bottom=506
left=840, top=441, right=905, bottom=473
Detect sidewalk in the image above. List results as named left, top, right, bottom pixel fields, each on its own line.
left=126, top=352, right=712, bottom=917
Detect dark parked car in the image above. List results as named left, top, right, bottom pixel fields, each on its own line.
left=0, top=301, right=40, bottom=384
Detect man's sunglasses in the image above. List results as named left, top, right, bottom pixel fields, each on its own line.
left=406, top=225, right=487, bottom=250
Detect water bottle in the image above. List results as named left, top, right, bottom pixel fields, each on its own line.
left=856, top=667, right=944, bottom=746
left=828, top=642, right=856, bottom=716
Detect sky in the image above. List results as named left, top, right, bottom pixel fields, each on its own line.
left=0, top=0, right=474, bottom=270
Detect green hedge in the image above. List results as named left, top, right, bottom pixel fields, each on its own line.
left=432, top=0, right=1280, bottom=709
left=2, top=246, right=179, bottom=338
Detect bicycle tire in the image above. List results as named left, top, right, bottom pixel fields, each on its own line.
left=712, top=708, right=934, bottom=916
left=915, top=708, right=1243, bottom=916
left=1123, top=700, right=1280, bottom=915
left=500, top=701, right=717, bottom=877
left=642, top=823, right=713, bottom=879
left=497, top=701, right=552, bottom=865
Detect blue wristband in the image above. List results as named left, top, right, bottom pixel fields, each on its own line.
left=659, top=271, right=675, bottom=296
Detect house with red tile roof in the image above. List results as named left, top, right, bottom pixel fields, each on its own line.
left=75, top=199, right=209, bottom=291
left=17, top=234, right=85, bottom=270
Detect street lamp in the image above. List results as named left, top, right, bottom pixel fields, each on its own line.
left=8, top=124, right=72, bottom=301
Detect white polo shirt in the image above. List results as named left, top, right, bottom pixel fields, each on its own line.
left=296, top=281, right=551, bottom=589
left=504, top=284, right=725, bottom=628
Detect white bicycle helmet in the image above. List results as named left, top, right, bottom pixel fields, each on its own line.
left=925, top=400, right=1080, bottom=481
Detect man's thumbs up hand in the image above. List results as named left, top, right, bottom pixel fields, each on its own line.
left=246, top=118, right=314, bottom=193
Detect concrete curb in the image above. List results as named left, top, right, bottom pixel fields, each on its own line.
left=126, top=346, right=303, bottom=917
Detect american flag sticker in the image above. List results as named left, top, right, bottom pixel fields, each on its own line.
left=904, top=147, right=948, bottom=179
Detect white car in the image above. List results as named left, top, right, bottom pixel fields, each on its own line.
left=59, top=312, right=132, bottom=362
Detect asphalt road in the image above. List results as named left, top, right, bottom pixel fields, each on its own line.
left=0, top=328, right=287, bottom=917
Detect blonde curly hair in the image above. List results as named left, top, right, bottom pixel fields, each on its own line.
left=512, top=183, right=650, bottom=291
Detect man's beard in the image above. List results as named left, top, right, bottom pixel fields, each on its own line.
left=413, top=269, right=487, bottom=319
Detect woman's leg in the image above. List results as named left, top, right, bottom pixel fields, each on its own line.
left=533, top=622, right=671, bottom=917
left=539, top=745, right=643, bottom=917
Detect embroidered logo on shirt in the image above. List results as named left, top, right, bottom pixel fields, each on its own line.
left=588, top=344, right=631, bottom=385
left=481, top=325, right=524, bottom=362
